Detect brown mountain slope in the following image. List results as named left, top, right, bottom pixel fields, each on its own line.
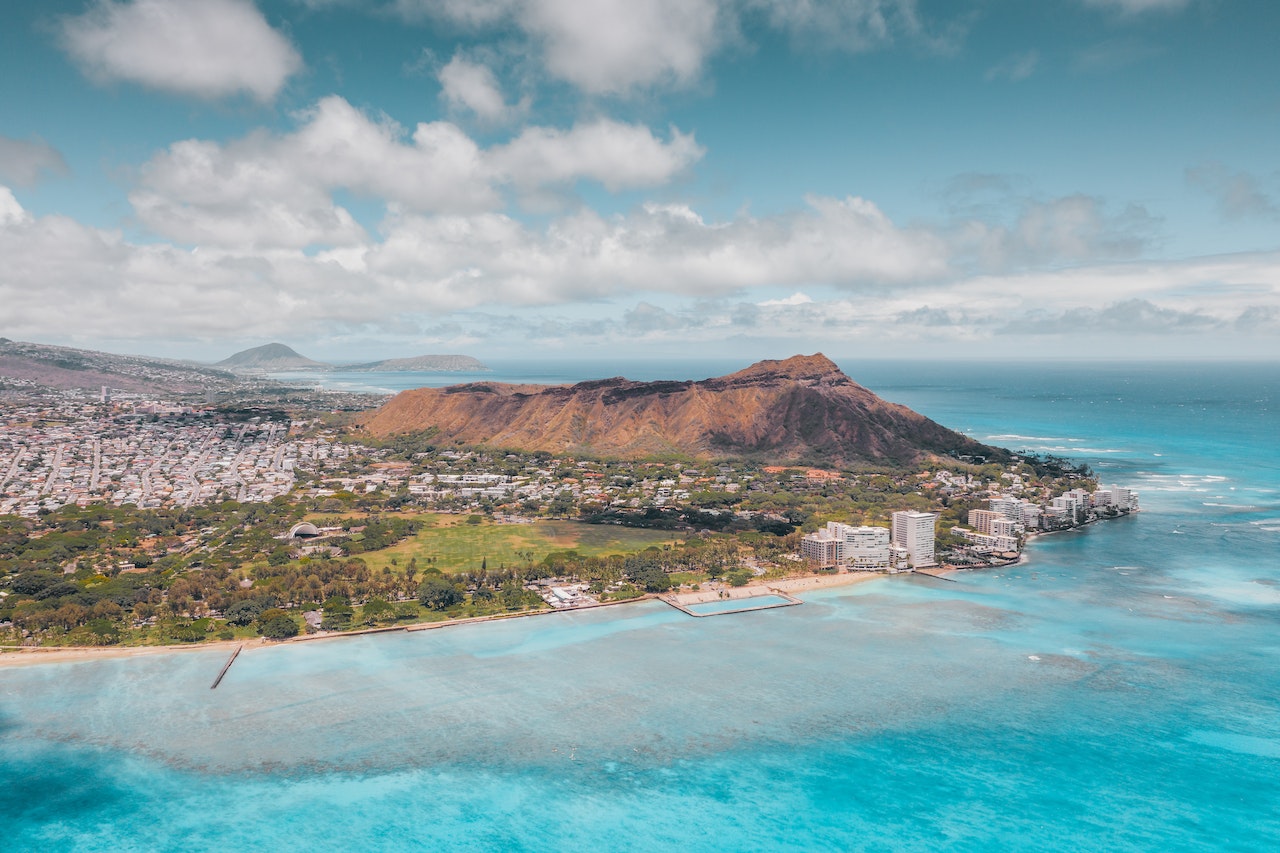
left=358, top=354, right=1009, bottom=466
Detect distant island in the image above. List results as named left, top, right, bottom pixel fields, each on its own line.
left=217, top=343, right=489, bottom=375
left=339, top=354, right=489, bottom=373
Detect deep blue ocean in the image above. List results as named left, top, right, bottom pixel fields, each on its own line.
left=3, top=360, right=1278, bottom=852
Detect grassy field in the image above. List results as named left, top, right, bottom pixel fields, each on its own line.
left=308, top=512, right=681, bottom=575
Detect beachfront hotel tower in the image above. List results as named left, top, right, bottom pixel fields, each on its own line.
left=800, top=522, right=893, bottom=570
left=891, top=511, right=938, bottom=569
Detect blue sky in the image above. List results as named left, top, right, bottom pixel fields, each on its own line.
left=1, top=0, right=1277, bottom=363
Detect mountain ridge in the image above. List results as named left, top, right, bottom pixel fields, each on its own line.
left=0, top=338, right=239, bottom=394
left=359, top=354, right=1008, bottom=466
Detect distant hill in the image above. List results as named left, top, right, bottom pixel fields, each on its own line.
left=217, top=343, right=328, bottom=372
left=340, top=354, right=489, bottom=373
left=0, top=338, right=239, bottom=394
left=359, top=354, right=1010, bottom=467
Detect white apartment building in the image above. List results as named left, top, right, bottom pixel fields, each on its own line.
left=845, top=525, right=891, bottom=570
left=800, top=522, right=893, bottom=570
left=891, top=510, right=938, bottom=568
left=990, top=517, right=1020, bottom=538
left=1094, top=485, right=1139, bottom=512
left=953, top=527, right=1020, bottom=554
left=988, top=496, right=1024, bottom=520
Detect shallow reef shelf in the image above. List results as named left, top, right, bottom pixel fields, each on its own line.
left=661, top=592, right=802, bottom=617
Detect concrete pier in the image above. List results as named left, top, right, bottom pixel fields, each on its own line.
left=210, top=644, right=242, bottom=689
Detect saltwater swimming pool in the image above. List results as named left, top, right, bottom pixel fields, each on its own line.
left=682, top=594, right=797, bottom=616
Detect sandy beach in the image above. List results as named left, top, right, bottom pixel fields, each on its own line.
left=0, top=637, right=263, bottom=668
left=0, top=572, right=889, bottom=668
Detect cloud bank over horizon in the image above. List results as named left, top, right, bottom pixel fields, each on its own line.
left=1, top=0, right=1276, bottom=361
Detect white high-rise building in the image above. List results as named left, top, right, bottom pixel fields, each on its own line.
left=891, top=510, right=938, bottom=568
left=988, top=496, right=1024, bottom=520
left=844, top=525, right=891, bottom=569
left=800, top=522, right=893, bottom=570
left=1111, top=486, right=1138, bottom=511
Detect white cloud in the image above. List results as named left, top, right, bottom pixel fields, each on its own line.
left=410, top=0, right=722, bottom=94
left=745, top=0, right=910, bottom=51
left=521, top=0, right=721, bottom=94
left=0, top=187, right=30, bottom=226
left=491, top=121, right=704, bottom=191
left=0, top=138, right=70, bottom=187
left=354, top=194, right=948, bottom=312
left=3, top=184, right=1277, bottom=358
left=758, top=292, right=813, bottom=307
left=1186, top=162, right=1278, bottom=221
left=59, top=0, right=303, bottom=101
left=397, top=0, right=961, bottom=96
left=438, top=54, right=522, bottom=123
left=948, top=191, right=1159, bottom=270
left=131, top=97, right=702, bottom=247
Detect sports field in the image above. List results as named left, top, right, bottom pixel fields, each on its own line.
left=308, top=512, right=680, bottom=574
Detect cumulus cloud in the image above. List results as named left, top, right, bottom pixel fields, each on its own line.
left=131, top=97, right=701, bottom=247
left=402, top=0, right=719, bottom=94
left=491, top=121, right=703, bottom=192
left=0, top=186, right=950, bottom=344
left=437, top=54, right=525, bottom=123
left=525, top=0, right=721, bottom=94
left=1004, top=195, right=1156, bottom=263
left=1186, top=162, right=1279, bottom=221
left=401, top=0, right=959, bottom=96
left=0, top=187, right=30, bottom=226
left=941, top=178, right=1160, bottom=269
left=349, top=194, right=946, bottom=313
left=0, top=138, right=70, bottom=187
left=4, top=188, right=1277, bottom=357
left=59, top=0, right=303, bottom=101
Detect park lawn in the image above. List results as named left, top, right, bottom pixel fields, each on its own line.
left=349, top=514, right=681, bottom=575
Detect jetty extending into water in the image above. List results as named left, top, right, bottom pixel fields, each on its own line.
left=210, top=644, right=242, bottom=689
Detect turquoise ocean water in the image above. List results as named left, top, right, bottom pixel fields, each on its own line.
left=3, top=361, right=1278, bottom=851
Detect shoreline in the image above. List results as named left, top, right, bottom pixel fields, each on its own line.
left=8, top=516, right=1139, bottom=669
left=666, top=571, right=884, bottom=605
left=0, top=572, right=889, bottom=669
